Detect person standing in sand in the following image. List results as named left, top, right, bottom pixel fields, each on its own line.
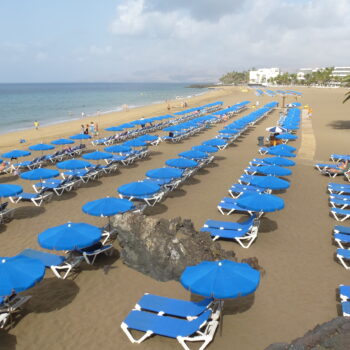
left=34, top=120, right=39, bottom=130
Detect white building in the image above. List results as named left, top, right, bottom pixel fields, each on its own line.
left=332, top=67, right=350, bottom=78
left=249, top=68, right=280, bottom=85
left=297, top=67, right=321, bottom=80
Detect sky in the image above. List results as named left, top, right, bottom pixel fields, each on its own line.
left=0, top=0, right=349, bottom=83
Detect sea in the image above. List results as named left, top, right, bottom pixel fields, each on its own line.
left=0, top=83, right=208, bottom=134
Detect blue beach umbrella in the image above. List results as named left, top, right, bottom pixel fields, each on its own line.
left=118, top=181, right=160, bottom=197
left=178, top=150, right=208, bottom=160
left=276, top=133, right=297, bottom=140
left=180, top=260, right=260, bottom=299
left=70, top=133, right=91, bottom=140
left=250, top=176, right=290, bottom=190
left=29, top=143, right=55, bottom=151
left=270, top=144, right=296, bottom=152
left=263, top=157, right=295, bottom=167
left=202, top=139, right=227, bottom=147
left=146, top=167, right=184, bottom=179
left=256, top=165, right=292, bottom=176
left=51, top=138, right=74, bottom=145
left=119, top=123, right=135, bottom=129
left=192, top=145, right=218, bottom=153
left=138, top=135, right=159, bottom=142
left=123, top=139, right=147, bottom=147
left=0, top=255, right=45, bottom=295
left=82, top=151, right=113, bottom=160
left=165, top=158, right=198, bottom=169
left=38, top=222, right=101, bottom=251
left=268, top=149, right=296, bottom=158
left=2, top=150, right=31, bottom=159
left=104, top=145, right=132, bottom=153
left=21, top=168, right=59, bottom=181
left=237, top=193, right=285, bottom=212
left=0, top=184, right=23, bottom=198
left=105, top=126, right=124, bottom=132
left=56, top=159, right=92, bottom=170
left=82, top=197, right=135, bottom=217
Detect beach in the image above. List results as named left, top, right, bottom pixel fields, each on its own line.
left=0, top=86, right=350, bottom=350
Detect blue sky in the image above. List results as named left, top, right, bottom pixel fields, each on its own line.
left=0, top=0, right=349, bottom=83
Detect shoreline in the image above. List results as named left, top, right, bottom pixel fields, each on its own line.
left=0, top=86, right=229, bottom=153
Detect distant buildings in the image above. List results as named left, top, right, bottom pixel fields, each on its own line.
left=296, top=68, right=320, bottom=80
left=297, top=67, right=350, bottom=80
left=332, top=67, right=350, bottom=78
left=249, top=68, right=280, bottom=84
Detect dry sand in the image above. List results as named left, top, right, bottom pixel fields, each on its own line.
left=0, top=86, right=349, bottom=350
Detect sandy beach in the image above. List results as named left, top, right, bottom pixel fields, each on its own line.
left=0, top=86, right=350, bottom=350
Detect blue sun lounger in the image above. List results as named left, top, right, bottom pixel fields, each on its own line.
left=10, top=188, right=53, bottom=207
left=334, top=233, right=350, bottom=249
left=217, top=197, right=253, bottom=215
left=341, top=301, right=350, bottom=316
left=330, top=198, right=350, bottom=209
left=331, top=208, right=350, bottom=221
left=334, top=225, right=350, bottom=235
left=336, top=248, right=350, bottom=269
left=330, top=154, right=350, bottom=162
left=19, top=248, right=84, bottom=279
left=328, top=183, right=350, bottom=195
left=228, top=184, right=264, bottom=198
left=330, top=194, right=350, bottom=201
left=339, top=285, right=350, bottom=301
left=134, top=294, right=213, bottom=320
left=121, top=309, right=218, bottom=350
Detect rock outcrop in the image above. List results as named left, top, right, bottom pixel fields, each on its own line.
left=112, top=213, right=235, bottom=281
left=265, top=317, right=350, bottom=350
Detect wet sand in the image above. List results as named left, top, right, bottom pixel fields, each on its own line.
left=0, top=86, right=349, bottom=350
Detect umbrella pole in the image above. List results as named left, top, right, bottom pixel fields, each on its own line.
left=219, top=300, right=224, bottom=336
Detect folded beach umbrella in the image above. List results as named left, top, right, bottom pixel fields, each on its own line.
left=82, top=197, right=135, bottom=217
left=2, top=150, right=31, bottom=159
left=51, top=138, right=75, bottom=145
left=178, top=150, right=208, bottom=160
left=82, top=151, right=113, bottom=160
left=70, top=133, right=91, bottom=140
left=118, top=181, right=160, bottom=197
left=104, top=145, right=132, bottom=153
left=29, top=143, right=55, bottom=151
left=0, top=255, right=45, bottom=295
left=21, top=168, right=59, bottom=181
left=263, top=157, right=295, bottom=167
left=276, top=133, right=297, bottom=140
left=146, top=167, right=183, bottom=179
left=165, top=158, right=198, bottom=169
left=266, top=126, right=287, bottom=133
left=38, top=222, right=101, bottom=251
left=56, top=159, right=92, bottom=170
left=105, top=126, right=124, bottom=132
left=123, top=139, right=148, bottom=148
left=270, top=144, right=296, bottom=153
left=202, top=139, right=227, bottom=147
left=267, top=149, right=296, bottom=158
left=256, top=165, right=292, bottom=177
left=191, top=145, right=218, bottom=153
left=180, top=260, right=260, bottom=299
left=250, top=176, right=290, bottom=190
left=237, top=193, right=285, bottom=213
left=0, top=184, right=23, bottom=198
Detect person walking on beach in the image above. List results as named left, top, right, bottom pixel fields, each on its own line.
left=81, top=112, right=85, bottom=119
left=81, top=124, right=85, bottom=134
left=89, top=122, right=95, bottom=135
left=34, top=120, right=39, bottom=130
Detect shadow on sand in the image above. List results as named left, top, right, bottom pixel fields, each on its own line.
left=0, top=330, right=17, bottom=349
left=328, top=120, right=350, bottom=130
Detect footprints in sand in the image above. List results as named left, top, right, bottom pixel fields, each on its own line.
left=297, top=108, right=316, bottom=162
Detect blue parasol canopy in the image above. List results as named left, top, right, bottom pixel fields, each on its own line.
left=237, top=193, right=285, bottom=212
left=138, top=135, right=159, bottom=142
left=256, top=165, right=292, bottom=176
left=118, top=181, right=160, bottom=197
left=0, top=184, right=23, bottom=198
left=270, top=144, right=296, bottom=152
left=82, top=197, right=135, bottom=217
left=104, top=145, right=132, bottom=153
left=178, top=150, right=208, bottom=160
left=56, top=159, right=92, bottom=170
left=38, top=222, right=102, bottom=251
left=2, top=150, right=31, bottom=158
left=276, top=133, right=297, bottom=140
left=165, top=158, right=198, bottom=169
left=268, top=149, right=296, bottom=158
left=0, top=255, right=45, bottom=295
left=29, top=143, right=55, bottom=151
left=146, top=167, right=184, bottom=179
left=202, top=139, right=227, bottom=147
left=70, top=133, right=91, bottom=140
left=119, top=123, right=135, bottom=129
left=82, top=151, right=113, bottom=160
left=180, top=260, right=260, bottom=299
left=250, top=176, right=290, bottom=190
left=123, top=139, right=147, bottom=147
left=105, top=126, right=124, bottom=132
left=191, top=145, right=218, bottom=153
left=51, top=138, right=75, bottom=145
left=263, top=157, right=295, bottom=167
left=21, top=168, right=59, bottom=181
